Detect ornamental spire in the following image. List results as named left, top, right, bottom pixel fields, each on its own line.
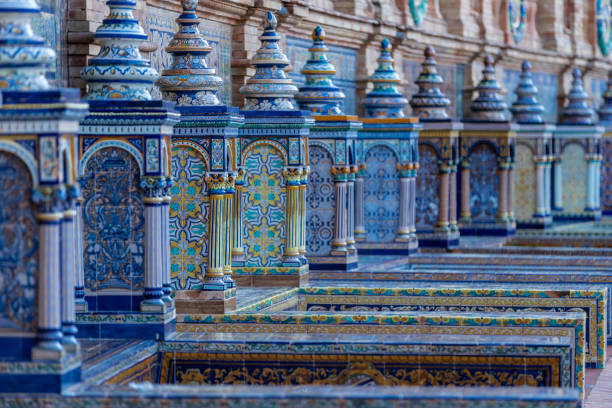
left=560, top=68, right=594, bottom=125
left=598, top=70, right=612, bottom=124
left=362, top=39, right=408, bottom=118
left=296, top=26, right=345, bottom=115
left=409, top=45, right=451, bottom=120
left=469, top=54, right=508, bottom=121
left=81, top=0, right=159, bottom=100
left=158, top=0, right=222, bottom=106
left=510, top=60, right=545, bottom=124
left=0, top=0, right=56, bottom=90
left=240, top=12, right=298, bottom=111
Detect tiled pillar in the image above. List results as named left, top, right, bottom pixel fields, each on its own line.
left=409, top=166, right=418, bottom=239
left=354, top=164, right=366, bottom=240
left=397, top=165, right=411, bottom=240
left=544, top=158, right=552, bottom=215
left=299, top=167, right=309, bottom=263
left=161, top=180, right=173, bottom=306
left=552, top=156, right=563, bottom=211
left=497, top=160, right=510, bottom=221
left=283, top=166, right=302, bottom=265
left=346, top=167, right=356, bottom=252
left=204, top=173, right=227, bottom=290
left=535, top=157, right=547, bottom=217
left=74, top=198, right=87, bottom=312
left=586, top=154, right=598, bottom=211
left=141, top=178, right=166, bottom=313
left=232, top=168, right=246, bottom=265
left=460, top=158, right=471, bottom=222
left=507, top=162, right=515, bottom=221
left=449, top=164, right=458, bottom=231
left=32, top=207, right=64, bottom=361
left=61, top=202, right=78, bottom=353
left=595, top=156, right=602, bottom=209
left=331, top=166, right=348, bottom=254
left=437, top=163, right=451, bottom=231
left=223, top=175, right=235, bottom=288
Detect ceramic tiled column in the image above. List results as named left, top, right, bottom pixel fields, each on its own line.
left=298, top=27, right=361, bottom=271
left=0, top=0, right=88, bottom=391
left=460, top=55, right=516, bottom=236
left=159, top=0, right=242, bottom=314
left=411, top=46, right=461, bottom=248
left=553, top=69, right=603, bottom=221
left=78, top=0, right=178, bottom=338
left=357, top=39, right=421, bottom=255
left=236, top=12, right=312, bottom=287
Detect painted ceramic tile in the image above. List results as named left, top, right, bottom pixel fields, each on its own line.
left=470, top=143, right=498, bottom=221
left=415, top=143, right=439, bottom=230
left=514, top=142, right=536, bottom=221
left=306, top=145, right=335, bottom=256
left=561, top=143, right=587, bottom=214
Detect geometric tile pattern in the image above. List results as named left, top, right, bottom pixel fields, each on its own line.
left=81, top=147, right=144, bottom=291
left=601, top=140, right=612, bottom=211
left=243, top=144, right=286, bottom=267
left=514, top=143, right=536, bottom=221
left=306, top=145, right=334, bottom=256
left=364, top=145, right=399, bottom=242
left=470, top=143, right=499, bottom=221
left=170, top=145, right=209, bottom=290
left=415, top=144, right=439, bottom=230
left=561, top=143, right=587, bottom=214
left=0, top=152, right=37, bottom=331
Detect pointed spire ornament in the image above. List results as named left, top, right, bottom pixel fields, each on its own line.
left=0, top=0, right=56, bottom=90
left=469, top=54, right=508, bottom=121
left=560, top=68, right=594, bottom=125
left=510, top=60, right=545, bottom=124
left=296, top=26, right=345, bottom=115
left=158, top=0, right=222, bottom=106
left=81, top=0, right=159, bottom=100
left=598, top=70, right=612, bottom=124
left=240, top=12, right=298, bottom=111
left=409, top=45, right=451, bottom=120
left=362, top=38, right=408, bottom=118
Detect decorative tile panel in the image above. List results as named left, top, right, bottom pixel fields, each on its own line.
left=514, top=143, right=536, bottom=221
left=364, top=145, right=399, bottom=242
left=286, top=36, right=357, bottom=115
left=145, top=6, right=232, bottom=103
left=561, top=143, right=587, bottom=214
left=82, top=147, right=144, bottom=292
left=243, top=144, right=286, bottom=267
left=470, top=143, right=499, bottom=221
left=0, top=152, right=37, bottom=331
left=31, top=0, right=63, bottom=86
left=415, top=144, right=439, bottom=231
left=306, top=145, right=334, bottom=256
left=170, top=145, right=209, bottom=290
left=601, top=140, right=612, bottom=211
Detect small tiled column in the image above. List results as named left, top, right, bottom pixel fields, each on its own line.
left=436, top=162, right=451, bottom=231
left=32, top=191, right=64, bottom=361
left=223, top=175, right=235, bottom=288
left=283, top=167, right=303, bottom=265
left=330, top=165, right=349, bottom=254
left=449, top=163, right=458, bottom=231
left=354, top=164, right=366, bottom=240
left=161, top=178, right=173, bottom=306
left=409, top=164, right=418, bottom=239
left=397, top=164, right=412, bottom=240
left=586, top=153, right=599, bottom=211
left=346, top=166, right=357, bottom=252
left=74, top=196, right=87, bottom=312
left=232, top=168, right=246, bottom=265
left=140, top=177, right=166, bottom=313
left=544, top=157, right=552, bottom=216
left=534, top=156, right=547, bottom=217
left=497, top=159, right=510, bottom=222
left=61, top=189, right=78, bottom=353
left=299, top=167, right=309, bottom=263
left=204, top=173, right=227, bottom=290
left=460, top=158, right=472, bottom=222
left=552, top=154, right=563, bottom=211
left=507, top=161, right=515, bottom=222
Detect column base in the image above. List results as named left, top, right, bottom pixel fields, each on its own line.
left=308, top=252, right=359, bottom=271
left=75, top=298, right=88, bottom=313
left=140, top=298, right=167, bottom=313
left=175, top=288, right=236, bottom=315
left=356, top=240, right=418, bottom=255
left=32, top=339, right=64, bottom=362
left=418, top=230, right=460, bottom=249
left=231, top=252, right=247, bottom=267
left=202, top=276, right=226, bottom=291
left=458, top=220, right=516, bottom=237
left=76, top=308, right=176, bottom=340
left=552, top=210, right=602, bottom=222
left=516, top=215, right=553, bottom=229
left=233, top=264, right=309, bottom=287
left=299, top=253, right=308, bottom=265
left=62, top=324, right=80, bottom=354
left=223, top=275, right=236, bottom=289
left=282, top=254, right=302, bottom=267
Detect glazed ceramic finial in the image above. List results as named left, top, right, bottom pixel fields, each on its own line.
left=158, top=0, right=222, bottom=106
left=81, top=0, right=159, bottom=100
left=598, top=70, right=612, bottom=124
left=362, top=39, right=408, bottom=118
left=469, top=54, right=509, bottom=121
left=296, top=26, right=345, bottom=115
left=560, top=68, right=594, bottom=125
left=510, top=60, right=545, bottom=124
left=409, top=45, right=451, bottom=120
left=240, top=12, right=298, bottom=111
left=0, top=0, right=56, bottom=90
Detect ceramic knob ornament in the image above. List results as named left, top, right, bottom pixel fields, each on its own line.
left=296, top=26, right=345, bottom=115
left=362, top=38, right=408, bottom=118
left=240, top=12, right=298, bottom=111
left=560, top=68, right=594, bottom=125
left=81, top=0, right=159, bottom=100
left=510, top=60, right=545, bottom=124
left=0, top=0, right=56, bottom=90
left=409, top=45, right=451, bottom=121
left=469, top=54, right=509, bottom=122
left=158, top=0, right=223, bottom=106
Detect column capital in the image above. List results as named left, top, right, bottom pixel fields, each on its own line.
left=205, top=172, right=229, bottom=194
left=141, top=176, right=167, bottom=202
left=331, top=165, right=350, bottom=182
left=283, top=166, right=303, bottom=185
left=33, top=186, right=69, bottom=215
